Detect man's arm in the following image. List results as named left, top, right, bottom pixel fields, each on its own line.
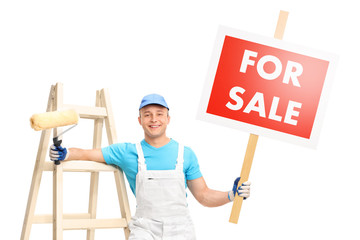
left=50, top=145, right=106, bottom=163
left=66, top=148, right=105, bottom=163
left=187, top=177, right=230, bottom=208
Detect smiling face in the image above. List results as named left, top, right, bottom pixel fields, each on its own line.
left=138, top=104, right=170, bottom=144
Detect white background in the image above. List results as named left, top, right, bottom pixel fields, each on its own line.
left=1, top=1, right=359, bottom=239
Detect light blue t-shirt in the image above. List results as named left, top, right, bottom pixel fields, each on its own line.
left=101, top=139, right=202, bottom=195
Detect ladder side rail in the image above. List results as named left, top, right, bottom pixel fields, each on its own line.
left=100, top=88, right=132, bottom=239
left=21, top=85, right=56, bottom=240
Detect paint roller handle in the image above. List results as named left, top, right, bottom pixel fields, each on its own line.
left=53, top=137, right=62, bottom=165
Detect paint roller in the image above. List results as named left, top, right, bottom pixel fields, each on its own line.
left=30, top=109, right=79, bottom=165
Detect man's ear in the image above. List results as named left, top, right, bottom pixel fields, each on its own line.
left=138, top=116, right=141, bottom=125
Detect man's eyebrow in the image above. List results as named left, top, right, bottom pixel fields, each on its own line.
left=142, top=109, right=166, bottom=114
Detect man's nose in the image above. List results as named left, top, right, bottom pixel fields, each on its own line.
left=150, top=116, right=157, bottom=122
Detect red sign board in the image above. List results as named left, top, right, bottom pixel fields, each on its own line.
left=198, top=26, right=337, bottom=147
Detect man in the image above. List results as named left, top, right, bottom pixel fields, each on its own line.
left=50, top=94, right=251, bottom=239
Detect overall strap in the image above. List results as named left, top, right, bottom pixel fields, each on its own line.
left=175, top=144, right=184, bottom=171
left=136, top=143, right=147, bottom=172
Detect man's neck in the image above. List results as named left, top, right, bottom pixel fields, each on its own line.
left=144, top=136, right=171, bottom=148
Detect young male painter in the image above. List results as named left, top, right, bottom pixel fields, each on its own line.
left=50, top=94, right=251, bottom=240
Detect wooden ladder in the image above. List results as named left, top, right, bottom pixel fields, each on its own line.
left=21, top=83, right=131, bottom=240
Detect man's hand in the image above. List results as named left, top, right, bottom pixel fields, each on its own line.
left=228, top=177, right=251, bottom=201
left=49, top=144, right=69, bottom=162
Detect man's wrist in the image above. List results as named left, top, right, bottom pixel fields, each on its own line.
left=228, top=190, right=235, bottom=202
left=64, top=149, right=70, bottom=161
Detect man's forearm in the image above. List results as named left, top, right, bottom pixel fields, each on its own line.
left=199, top=188, right=230, bottom=208
left=66, top=148, right=105, bottom=163
left=188, top=177, right=231, bottom=208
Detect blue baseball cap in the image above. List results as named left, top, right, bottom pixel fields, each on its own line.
left=139, top=94, right=169, bottom=110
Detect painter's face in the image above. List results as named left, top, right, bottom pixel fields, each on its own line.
left=138, top=105, right=170, bottom=140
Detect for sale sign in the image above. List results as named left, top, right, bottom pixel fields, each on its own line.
left=198, top=26, right=338, bottom=147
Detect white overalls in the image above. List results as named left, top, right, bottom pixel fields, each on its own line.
left=128, top=143, right=196, bottom=240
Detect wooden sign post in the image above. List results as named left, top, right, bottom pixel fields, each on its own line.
left=229, top=11, right=289, bottom=224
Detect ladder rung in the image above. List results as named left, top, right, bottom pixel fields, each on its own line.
left=43, top=161, right=118, bottom=172
left=62, top=104, right=107, bottom=119
left=33, top=215, right=127, bottom=230
left=33, top=213, right=91, bottom=224
left=63, top=218, right=128, bottom=230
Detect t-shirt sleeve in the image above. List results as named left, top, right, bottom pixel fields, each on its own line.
left=101, top=143, right=129, bottom=167
left=184, top=146, right=202, bottom=180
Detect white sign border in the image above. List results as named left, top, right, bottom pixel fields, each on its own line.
left=197, top=25, right=339, bottom=148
